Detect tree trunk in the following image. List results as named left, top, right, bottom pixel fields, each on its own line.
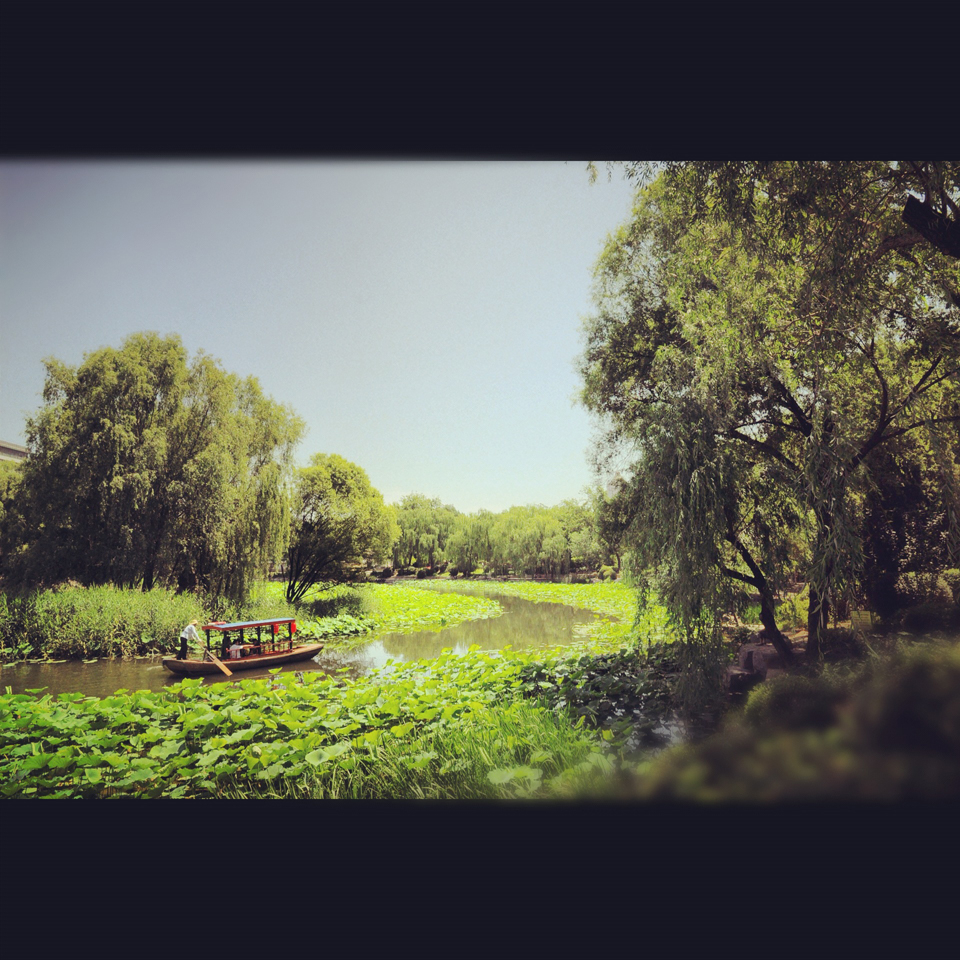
left=806, top=581, right=829, bottom=660
left=758, top=585, right=795, bottom=665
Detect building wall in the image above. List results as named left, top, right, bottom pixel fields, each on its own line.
left=0, top=441, right=28, bottom=463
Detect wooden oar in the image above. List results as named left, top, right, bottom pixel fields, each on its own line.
left=204, top=649, right=233, bottom=677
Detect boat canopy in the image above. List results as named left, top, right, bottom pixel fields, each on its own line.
left=202, top=618, right=297, bottom=632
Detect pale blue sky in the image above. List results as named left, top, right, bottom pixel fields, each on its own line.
left=0, top=161, right=635, bottom=512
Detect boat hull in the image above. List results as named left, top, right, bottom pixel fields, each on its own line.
left=162, top=643, right=325, bottom=676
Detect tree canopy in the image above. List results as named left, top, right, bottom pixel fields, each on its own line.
left=285, top=453, right=398, bottom=604
left=3, top=333, right=304, bottom=605
left=597, top=161, right=960, bottom=267
left=391, top=494, right=459, bottom=571
left=580, top=164, right=959, bottom=660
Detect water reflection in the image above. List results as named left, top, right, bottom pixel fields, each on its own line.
left=1, top=592, right=599, bottom=697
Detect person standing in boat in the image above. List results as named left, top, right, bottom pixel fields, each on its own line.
left=177, top=620, right=203, bottom=660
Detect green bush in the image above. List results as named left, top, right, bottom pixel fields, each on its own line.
left=632, top=644, right=960, bottom=800
left=743, top=674, right=844, bottom=732
left=941, top=569, right=960, bottom=604
left=847, top=645, right=960, bottom=754
left=901, top=602, right=960, bottom=632
left=895, top=572, right=953, bottom=608
left=300, top=584, right=369, bottom=619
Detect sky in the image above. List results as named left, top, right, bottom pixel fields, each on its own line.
left=0, top=161, right=636, bottom=513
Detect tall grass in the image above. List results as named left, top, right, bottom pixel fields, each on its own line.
left=218, top=700, right=610, bottom=799
left=0, top=585, right=205, bottom=660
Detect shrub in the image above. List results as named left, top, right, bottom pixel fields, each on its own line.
left=941, top=569, right=960, bottom=604
left=743, top=674, right=844, bottom=733
left=777, top=588, right=808, bottom=630
left=300, top=584, right=368, bottom=619
left=895, top=572, right=953, bottom=608
left=900, top=602, right=960, bottom=632
left=847, top=645, right=960, bottom=755
left=632, top=644, right=960, bottom=800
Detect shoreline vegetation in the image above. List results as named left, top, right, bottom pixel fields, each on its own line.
left=2, top=578, right=959, bottom=799
left=0, top=578, right=646, bottom=665
left=0, top=579, right=661, bottom=799
left=0, top=580, right=505, bottom=664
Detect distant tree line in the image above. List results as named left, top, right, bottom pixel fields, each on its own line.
left=388, top=493, right=618, bottom=579
left=0, top=333, right=617, bottom=610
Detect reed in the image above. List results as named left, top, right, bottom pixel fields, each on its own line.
left=0, top=585, right=205, bottom=660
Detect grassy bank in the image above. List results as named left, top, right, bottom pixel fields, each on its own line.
left=410, top=579, right=674, bottom=649
left=0, top=586, right=206, bottom=661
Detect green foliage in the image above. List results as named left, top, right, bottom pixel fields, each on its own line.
left=516, top=645, right=681, bottom=751
left=0, top=638, right=619, bottom=799
left=0, top=461, right=21, bottom=567
left=0, top=585, right=205, bottom=660
left=742, top=674, right=845, bottom=732
left=391, top=494, right=459, bottom=571
left=944, top=570, right=960, bottom=604
left=580, top=164, right=959, bottom=663
left=895, top=572, right=954, bottom=608
left=613, top=161, right=960, bottom=276
left=900, top=602, right=960, bottom=632
left=861, top=432, right=960, bottom=617
left=285, top=453, right=398, bottom=604
left=364, top=583, right=502, bottom=634
left=297, top=583, right=369, bottom=620
left=219, top=700, right=605, bottom=800
left=632, top=643, right=960, bottom=800
left=394, top=493, right=615, bottom=581
left=740, top=590, right=808, bottom=631
left=2, top=333, right=303, bottom=606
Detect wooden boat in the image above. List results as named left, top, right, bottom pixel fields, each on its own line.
left=162, top=617, right=324, bottom=677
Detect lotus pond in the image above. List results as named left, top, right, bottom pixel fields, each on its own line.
left=0, top=581, right=682, bottom=799
left=0, top=581, right=651, bottom=698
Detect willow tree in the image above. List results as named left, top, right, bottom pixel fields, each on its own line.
left=580, top=168, right=959, bottom=661
left=285, top=454, right=398, bottom=604
left=391, top=494, right=460, bottom=571
left=3, top=333, right=303, bottom=605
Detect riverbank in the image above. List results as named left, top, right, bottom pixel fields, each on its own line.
left=6, top=579, right=958, bottom=799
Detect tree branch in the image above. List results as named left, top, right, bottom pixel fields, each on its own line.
left=769, top=375, right=812, bottom=437
left=728, top=430, right=801, bottom=474
left=721, top=565, right=761, bottom=589
left=902, top=195, right=960, bottom=260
